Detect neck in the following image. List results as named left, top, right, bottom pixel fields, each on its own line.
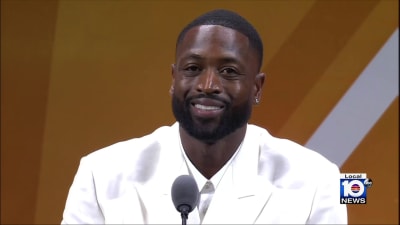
left=179, top=125, right=247, bottom=179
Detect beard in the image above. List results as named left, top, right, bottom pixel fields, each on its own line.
left=172, top=94, right=252, bottom=143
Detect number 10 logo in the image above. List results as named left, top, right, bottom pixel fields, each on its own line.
left=340, top=173, right=371, bottom=204
left=341, top=180, right=366, bottom=197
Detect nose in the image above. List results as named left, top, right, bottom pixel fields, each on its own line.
left=196, top=69, right=221, bottom=94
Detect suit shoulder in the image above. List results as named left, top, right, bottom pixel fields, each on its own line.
left=69, top=123, right=181, bottom=199
left=82, top=123, right=179, bottom=169
left=248, top=124, right=339, bottom=181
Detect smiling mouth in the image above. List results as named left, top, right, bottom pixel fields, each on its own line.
left=193, top=104, right=223, bottom=111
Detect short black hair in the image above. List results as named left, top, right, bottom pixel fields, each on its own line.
left=176, top=9, right=263, bottom=70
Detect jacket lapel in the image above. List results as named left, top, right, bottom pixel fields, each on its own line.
left=140, top=160, right=193, bottom=224
left=112, top=123, right=193, bottom=224
left=202, top=125, right=274, bottom=224
left=133, top=126, right=197, bottom=224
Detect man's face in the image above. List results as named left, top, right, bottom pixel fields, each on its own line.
left=171, top=25, right=264, bottom=143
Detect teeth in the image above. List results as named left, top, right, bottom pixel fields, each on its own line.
left=195, top=104, right=220, bottom=111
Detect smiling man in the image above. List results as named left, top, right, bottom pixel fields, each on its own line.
left=61, top=9, right=347, bottom=224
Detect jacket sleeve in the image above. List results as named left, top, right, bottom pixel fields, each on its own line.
left=307, top=162, right=348, bottom=224
left=61, top=156, right=105, bottom=224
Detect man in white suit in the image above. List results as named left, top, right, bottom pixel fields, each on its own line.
left=61, top=9, right=347, bottom=224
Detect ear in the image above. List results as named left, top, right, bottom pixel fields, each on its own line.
left=254, top=72, right=266, bottom=104
left=169, top=64, right=176, bottom=96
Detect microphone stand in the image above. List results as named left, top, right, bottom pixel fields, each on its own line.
left=179, top=205, right=190, bottom=225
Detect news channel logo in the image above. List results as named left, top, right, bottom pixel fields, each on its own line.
left=340, top=173, right=373, bottom=204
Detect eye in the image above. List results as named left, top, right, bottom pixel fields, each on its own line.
left=182, top=64, right=202, bottom=76
left=185, top=65, right=201, bottom=72
left=219, top=67, right=243, bottom=80
left=219, top=67, right=244, bottom=80
left=220, top=67, right=238, bottom=74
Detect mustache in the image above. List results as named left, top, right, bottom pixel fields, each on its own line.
left=185, top=94, right=229, bottom=105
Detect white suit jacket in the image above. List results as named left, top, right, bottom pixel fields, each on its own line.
left=61, top=122, right=347, bottom=224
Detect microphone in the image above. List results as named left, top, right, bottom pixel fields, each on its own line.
left=171, top=175, right=200, bottom=225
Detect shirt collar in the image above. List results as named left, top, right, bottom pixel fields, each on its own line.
left=179, top=138, right=243, bottom=191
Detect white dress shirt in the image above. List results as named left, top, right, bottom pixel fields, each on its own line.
left=180, top=140, right=242, bottom=223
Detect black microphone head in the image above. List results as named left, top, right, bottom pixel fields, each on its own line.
left=171, top=175, right=199, bottom=213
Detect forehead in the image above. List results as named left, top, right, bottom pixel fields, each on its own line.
left=176, top=25, right=253, bottom=59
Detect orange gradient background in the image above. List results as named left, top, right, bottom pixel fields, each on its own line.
left=1, top=0, right=398, bottom=224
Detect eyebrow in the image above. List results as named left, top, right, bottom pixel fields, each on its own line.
left=183, top=53, right=204, bottom=61
left=182, top=53, right=243, bottom=66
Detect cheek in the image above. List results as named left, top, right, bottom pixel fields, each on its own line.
left=225, top=82, right=253, bottom=100
left=173, top=79, right=193, bottom=96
